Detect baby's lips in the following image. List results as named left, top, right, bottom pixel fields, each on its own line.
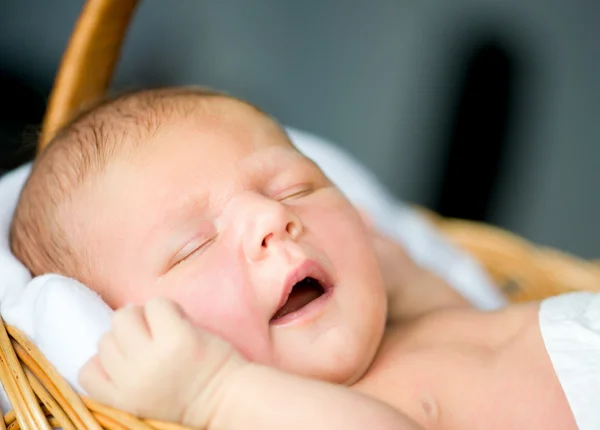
left=272, top=260, right=333, bottom=315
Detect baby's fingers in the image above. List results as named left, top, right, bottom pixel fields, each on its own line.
left=144, top=298, right=194, bottom=343
left=78, top=356, right=119, bottom=407
left=111, top=305, right=151, bottom=357
left=97, top=332, right=128, bottom=383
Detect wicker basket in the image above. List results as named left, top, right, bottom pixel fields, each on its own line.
left=2, top=0, right=599, bottom=428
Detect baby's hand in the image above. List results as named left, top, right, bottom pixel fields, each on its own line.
left=79, top=298, right=246, bottom=427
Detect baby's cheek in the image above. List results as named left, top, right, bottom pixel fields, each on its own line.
left=163, top=253, right=272, bottom=364
left=304, top=199, right=372, bottom=259
left=166, top=259, right=243, bottom=325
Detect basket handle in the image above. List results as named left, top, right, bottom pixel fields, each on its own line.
left=38, top=0, right=139, bottom=152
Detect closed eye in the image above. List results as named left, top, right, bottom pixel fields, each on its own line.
left=279, top=186, right=314, bottom=201
left=171, top=236, right=216, bottom=269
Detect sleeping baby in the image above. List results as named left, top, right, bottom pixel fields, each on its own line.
left=9, top=87, right=595, bottom=429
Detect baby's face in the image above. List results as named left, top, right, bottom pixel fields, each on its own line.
left=71, top=99, right=387, bottom=384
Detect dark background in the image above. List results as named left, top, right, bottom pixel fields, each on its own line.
left=1, top=0, right=599, bottom=257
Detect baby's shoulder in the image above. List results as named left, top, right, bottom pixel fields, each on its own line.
left=355, top=304, right=547, bottom=429
left=384, top=303, right=540, bottom=350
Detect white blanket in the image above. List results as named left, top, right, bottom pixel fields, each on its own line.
left=0, top=128, right=505, bottom=411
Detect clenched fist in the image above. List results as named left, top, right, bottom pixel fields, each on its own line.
left=79, top=298, right=246, bottom=427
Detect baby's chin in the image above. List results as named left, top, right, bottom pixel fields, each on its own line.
left=285, top=345, right=380, bottom=386
left=274, top=322, right=386, bottom=386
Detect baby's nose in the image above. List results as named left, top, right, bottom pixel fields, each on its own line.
left=242, top=195, right=303, bottom=261
left=261, top=219, right=302, bottom=247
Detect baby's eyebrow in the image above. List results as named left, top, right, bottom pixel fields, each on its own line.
left=171, top=192, right=211, bottom=222
left=149, top=190, right=212, bottom=236
left=247, top=148, right=308, bottom=176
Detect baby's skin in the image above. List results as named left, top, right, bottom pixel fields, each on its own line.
left=80, top=258, right=575, bottom=430
left=14, top=89, right=573, bottom=429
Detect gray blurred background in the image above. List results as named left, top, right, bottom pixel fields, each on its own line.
left=1, top=0, right=599, bottom=258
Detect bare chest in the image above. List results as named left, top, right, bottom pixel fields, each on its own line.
left=352, top=309, right=576, bottom=430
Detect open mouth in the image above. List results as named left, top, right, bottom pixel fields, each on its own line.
left=270, top=277, right=326, bottom=322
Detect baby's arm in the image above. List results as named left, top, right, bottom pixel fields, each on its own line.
left=79, top=298, right=421, bottom=430
left=205, top=363, right=420, bottom=430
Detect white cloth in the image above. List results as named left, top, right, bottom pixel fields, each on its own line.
left=0, top=128, right=505, bottom=412
left=539, top=292, right=600, bottom=430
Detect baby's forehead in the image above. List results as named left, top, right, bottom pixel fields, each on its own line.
left=113, top=94, right=287, bottom=153
left=46, top=92, right=289, bottom=192
left=101, top=93, right=267, bottom=141
left=86, top=95, right=303, bottom=190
